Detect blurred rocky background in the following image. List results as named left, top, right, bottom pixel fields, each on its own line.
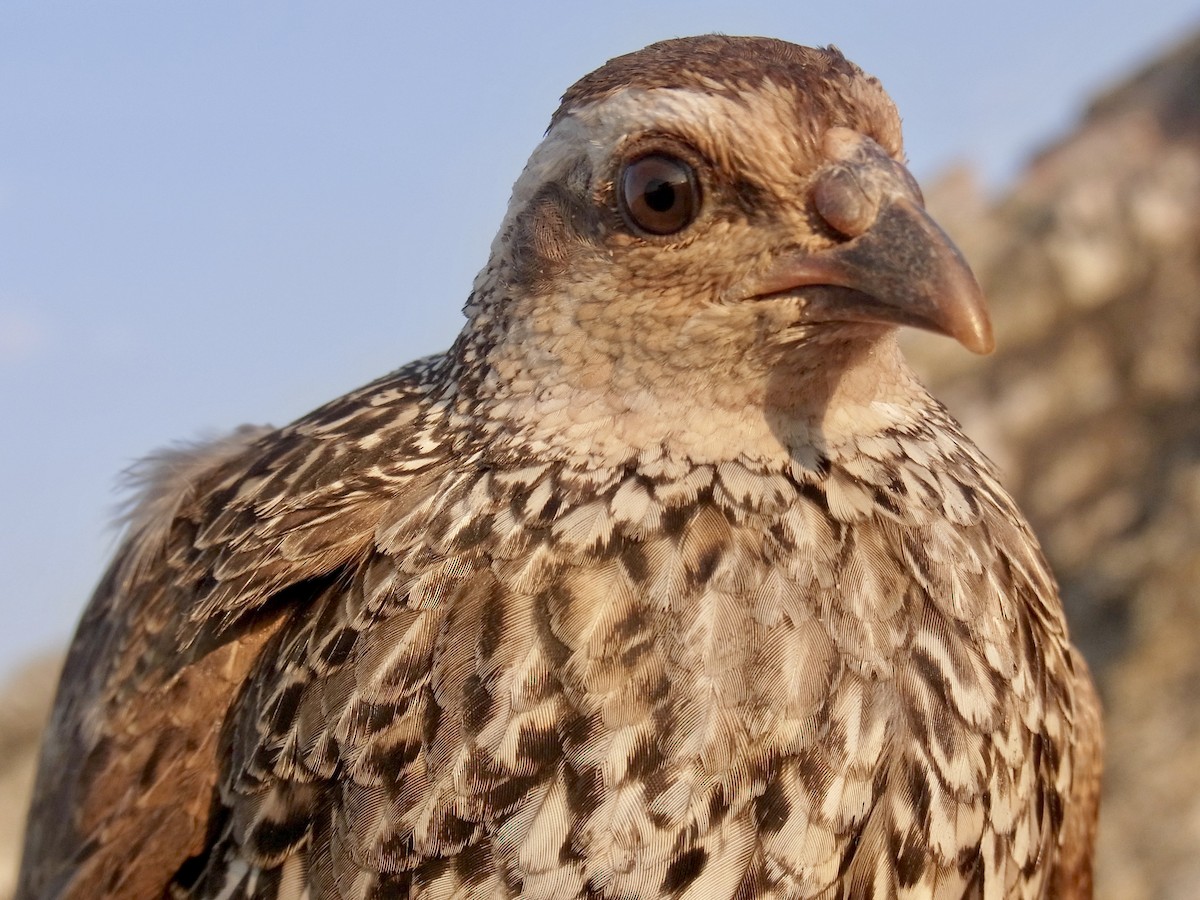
left=2, top=29, right=1200, bottom=900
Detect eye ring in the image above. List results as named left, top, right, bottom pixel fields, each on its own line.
left=618, top=153, right=701, bottom=236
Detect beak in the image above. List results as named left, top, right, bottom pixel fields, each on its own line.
left=743, top=128, right=994, bottom=355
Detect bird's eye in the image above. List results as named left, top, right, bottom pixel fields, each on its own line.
left=618, top=154, right=700, bottom=236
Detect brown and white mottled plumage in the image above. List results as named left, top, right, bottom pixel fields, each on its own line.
left=18, top=35, right=1101, bottom=900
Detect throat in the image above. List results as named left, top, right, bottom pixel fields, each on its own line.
left=464, top=331, right=930, bottom=472
left=766, top=331, right=931, bottom=449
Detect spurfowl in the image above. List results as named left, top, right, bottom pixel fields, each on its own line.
left=18, top=35, right=1101, bottom=900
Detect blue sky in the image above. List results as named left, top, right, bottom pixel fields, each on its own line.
left=1, top=1, right=1197, bottom=677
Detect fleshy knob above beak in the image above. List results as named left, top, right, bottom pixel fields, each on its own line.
left=743, top=127, right=994, bottom=355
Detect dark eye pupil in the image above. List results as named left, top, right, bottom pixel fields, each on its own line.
left=619, top=154, right=699, bottom=236
left=644, top=179, right=676, bottom=213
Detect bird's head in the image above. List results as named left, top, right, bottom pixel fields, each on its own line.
left=462, top=35, right=992, bottom=462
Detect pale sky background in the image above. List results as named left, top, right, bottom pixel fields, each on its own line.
left=2, top=1, right=1198, bottom=679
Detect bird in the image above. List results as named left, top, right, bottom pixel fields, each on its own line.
left=17, top=34, right=1101, bottom=900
